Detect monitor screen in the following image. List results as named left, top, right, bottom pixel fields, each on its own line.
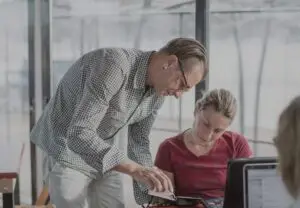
left=244, top=164, right=293, bottom=208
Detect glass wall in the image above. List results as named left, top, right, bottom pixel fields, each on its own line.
left=4, top=0, right=299, bottom=206
left=210, top=0, right=300, bottom=156
left=51, top=0, right=195, bottom=206
left=29, top=0, right=300, bottom=206
left=51, top=0, right=197, bottom=153
left=0, top=0, right=31, bottom=204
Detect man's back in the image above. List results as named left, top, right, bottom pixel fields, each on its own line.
left=31, top=38, right=209, bottom=207
left=30, top=47, right=164, bottom=178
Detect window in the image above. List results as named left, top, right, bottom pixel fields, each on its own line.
left=209, top=0, right=300, bottom=156
left=0, top=0, right=31, bottom=204
left=51, top=1, right=195, bottom=206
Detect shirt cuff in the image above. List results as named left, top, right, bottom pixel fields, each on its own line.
left=102, top=146, right=126, bottom=175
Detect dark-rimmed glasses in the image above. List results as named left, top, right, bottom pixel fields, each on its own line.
left=178, top=59, right=189, bottom=90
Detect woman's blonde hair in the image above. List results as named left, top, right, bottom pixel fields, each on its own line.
left=274, top=96, right=300, bottom=199
left=194, top=88, right=237, bottom=121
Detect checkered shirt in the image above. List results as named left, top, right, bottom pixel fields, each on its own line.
left=30, top=48, right=165, bottom=204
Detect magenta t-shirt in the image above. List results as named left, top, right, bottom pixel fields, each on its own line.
left=154, top=131, right=252, bottom=199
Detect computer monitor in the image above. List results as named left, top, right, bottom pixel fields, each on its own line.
left=243, top=162, right=293, bottom=208
left=223, top=157, right=278, bottom=208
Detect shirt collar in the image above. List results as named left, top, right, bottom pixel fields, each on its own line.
left=133, top=51, right=155, bottom=90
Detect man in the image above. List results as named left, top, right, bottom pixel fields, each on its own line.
left=31, top=38, right=208, bottom=207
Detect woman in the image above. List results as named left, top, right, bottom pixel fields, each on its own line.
left=154, top=88, right=252, bottom=204
left=273, top=96, right=300, bottom=207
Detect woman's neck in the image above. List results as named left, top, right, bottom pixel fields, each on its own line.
left=183, top=129, right=214, bottom=155
left=184, top=129, right=214, bottom=148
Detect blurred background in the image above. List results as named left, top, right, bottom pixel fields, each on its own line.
left=0, top=0, right=299, bottom=207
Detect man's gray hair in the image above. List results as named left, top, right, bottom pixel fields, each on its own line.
left=159, top=37, right=208, bottom=77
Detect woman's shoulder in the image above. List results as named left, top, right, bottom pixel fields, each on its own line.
left=222, top=131, right=248, bottom=144
left=158, top=132, right=185, bottom=149
left=221, top=131, right=252, bottom=158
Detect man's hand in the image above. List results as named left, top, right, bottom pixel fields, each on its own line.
left=112, top=161, right=173, bottom=193
left=130, top=166, right=174, bottom=193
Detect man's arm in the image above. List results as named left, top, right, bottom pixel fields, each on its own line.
left=127, top=108, right=161, bottom=168
left=127, top=104, right=163, bottom=205
left=66, top=51, right=127, bottom=176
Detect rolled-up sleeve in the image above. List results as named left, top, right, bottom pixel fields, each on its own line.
left=127, top=112, right=158, bottom=167
left=66, top=53, right=126, bottom=175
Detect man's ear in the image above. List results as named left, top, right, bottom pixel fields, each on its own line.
left=166, top=55, right=178, bottom=69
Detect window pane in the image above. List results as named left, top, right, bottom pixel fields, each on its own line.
left=209, top=2, right=300, bottom=156
left=51, top=1, right=195, bottom=207
left=0, top=0, right=31, bottom=204
left=210, top=0, right=300, bottom=11
left=247, top=141, right=277, bottom=157
left=52, top=1, right=195, bottom=133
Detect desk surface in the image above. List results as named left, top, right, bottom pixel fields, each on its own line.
left=0, top=141, right=25, bottom=178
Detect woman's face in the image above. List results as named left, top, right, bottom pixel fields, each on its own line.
left=191, top=106, right=231, bottom=146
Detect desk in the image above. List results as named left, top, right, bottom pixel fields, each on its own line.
left=0, top=141, right=25, bottom=208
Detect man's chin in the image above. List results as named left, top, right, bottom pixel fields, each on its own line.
left=158, top=90, right=176, bottom=97
left=159, top=91, right=168, bottom=96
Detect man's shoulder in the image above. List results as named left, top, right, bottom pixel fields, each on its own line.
left=84, top=48, right=144, bottom=73
left=85, top=47, right=143, bottom=61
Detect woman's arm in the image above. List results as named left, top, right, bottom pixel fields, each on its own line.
left=154, top=140, right=175, bottom=187
left=234, top=134, right=253, bottom=158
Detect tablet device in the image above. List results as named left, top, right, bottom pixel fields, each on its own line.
left=175, top=196, right=209, bottom=207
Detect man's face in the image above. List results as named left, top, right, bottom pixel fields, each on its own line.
left=154, top=56, right=205, bottom=98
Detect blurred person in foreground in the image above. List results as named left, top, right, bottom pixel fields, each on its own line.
left=154, top=89, right=252, bottom=207
left=30, top=38, right=208, bottom=207
left=274, top=95, right=300, bottom=208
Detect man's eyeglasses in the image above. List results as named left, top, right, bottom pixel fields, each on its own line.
left=178, top=59, right=189, bottom=90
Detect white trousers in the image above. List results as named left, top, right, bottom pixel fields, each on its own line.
left=44, top=157, right=125, bottom=208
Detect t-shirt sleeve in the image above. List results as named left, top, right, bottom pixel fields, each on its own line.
left=154, top=140, right=173, bottom=173
left=234, top=134, right=253, bottom=158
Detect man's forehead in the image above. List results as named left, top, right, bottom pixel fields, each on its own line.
left=183, top=57, right=203, bottom=70
left=185, top=66, right=204, bottom=88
